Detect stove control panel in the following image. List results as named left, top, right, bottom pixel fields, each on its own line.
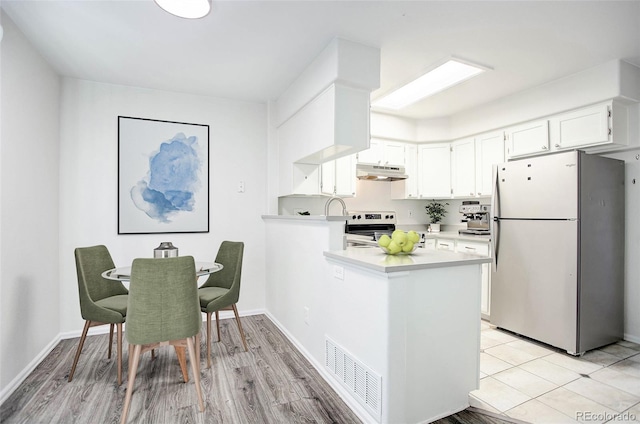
left=347, top=211, right=397, bottom=225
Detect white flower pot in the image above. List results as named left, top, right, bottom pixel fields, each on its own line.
left=430, top=223, right=441, bottom=233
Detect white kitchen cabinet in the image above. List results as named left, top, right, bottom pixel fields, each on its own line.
left=435, top=239, right=455, bottom=251
left=475, top=131, right=505, bottom=197
left=422, top=238, right=436, bottom=250
left=451, top=137, right=476, bottom=198
left=417, top=143, right=451, bottom=198
left=391, top=143, right=419, bottom=199
left=549, top=100, right=630, bottom=152
left=506, top=119, right=549, bottom=159
left=358, top=138, right=406, bottom=166
left=456, top=240, right=491, bottom=318
left=321, top=154, right=356, bottom=196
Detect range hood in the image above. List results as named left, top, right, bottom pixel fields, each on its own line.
left=356, top=163, right=408, bottom=181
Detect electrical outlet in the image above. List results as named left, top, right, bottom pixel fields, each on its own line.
left=333, top=265, right=344, bottom=280
left=237, top=181, right=245, bottom=193
left=304, top=307, right=310, bottom=325
left=408, top=210, right=414, bottom=218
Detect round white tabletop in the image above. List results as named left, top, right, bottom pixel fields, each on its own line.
left=101, top=261, right=223, bottom=281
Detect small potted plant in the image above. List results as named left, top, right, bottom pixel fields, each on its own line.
left=424, top=200, right=449, bottom=232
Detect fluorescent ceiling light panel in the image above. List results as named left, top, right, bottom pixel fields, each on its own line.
left=155, top=0, right=211, bottom=19
left=373, top=59, right=487, bottom=110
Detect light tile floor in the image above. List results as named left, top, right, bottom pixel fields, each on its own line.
left=470, top=321, right=640, bottom=423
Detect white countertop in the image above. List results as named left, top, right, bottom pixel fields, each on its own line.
left=423, top=230, right=491, bottom=242
left=262, top=214, right=348, bottom=222
left=324, top=246, right=491, bottom=273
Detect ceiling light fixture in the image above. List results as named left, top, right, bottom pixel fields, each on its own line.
left=155, top=0, right=211, bottom=19
left=372, top=58, right=489, bottom=110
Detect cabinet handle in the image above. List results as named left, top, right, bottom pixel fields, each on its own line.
left=464, top=247, right=476, bottom=251
left=470, top=192, right=474, bottom=196
left=555, top=144, right=560, bottom=148
left=542, top=145, right=548, bottom=150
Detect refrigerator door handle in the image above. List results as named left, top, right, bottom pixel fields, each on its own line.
left=491, top=164, right=500, bottom=268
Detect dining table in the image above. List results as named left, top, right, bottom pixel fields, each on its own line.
left=102, top=260, right=224, bottom=383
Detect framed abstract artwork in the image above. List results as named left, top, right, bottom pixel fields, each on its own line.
left=118, top=116, right=209, bottom=234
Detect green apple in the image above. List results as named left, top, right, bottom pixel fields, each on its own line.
left=378, top=234, right=391, bottom=248
left=402, top=241, right=415, bottom=253
left=407, top=230, right=420, bottom=243
left=391, top=230, right=408, bottom=247
left=386, top=240, right=402, bottom=255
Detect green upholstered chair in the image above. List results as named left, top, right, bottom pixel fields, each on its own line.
left=199, top=241, right=247, bottom=368
left=69, top=245, right=128, bottom=385
left=121, top=256, right=204, bottom=424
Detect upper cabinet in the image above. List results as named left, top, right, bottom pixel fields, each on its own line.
left=321, top=154, right=356, bottom=197
left=451, top=137, right=476, bottom=198
left=549, top=100, right=628, bottom=152
left=418, top=143, right=451, bottom=198
left=357, top=138, right=407, bottom=166
left=475, top=131, right=505, bottom=197
left=506, top=119, right=549, bottom=159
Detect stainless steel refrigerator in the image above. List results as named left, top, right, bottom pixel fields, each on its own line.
left=490, top=150, right=625, bottom=355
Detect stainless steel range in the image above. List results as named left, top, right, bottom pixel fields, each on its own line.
left=344, top=210, right=396, bottom=246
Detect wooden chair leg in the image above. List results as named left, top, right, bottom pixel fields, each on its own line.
left=175, top=347, right=189, bottom=383
left=231, top=304, right=248, bottom=351
left=187, top=337, right=205, bottom=412
left=117, top=323, right=123, bottom=385
left=206, top=312, right=212, bottom=368
left=195, top=333, right=200, bottom=371
left=215, top=311, right=221, bottom=342
left=121, top=344, right=141, bottom=424
left=108, top=324, right=114, bottom=359
left=68, top=320, right=91, bottom=382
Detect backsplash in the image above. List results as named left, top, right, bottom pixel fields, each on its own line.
left=278, top=180, right=489, bottom=226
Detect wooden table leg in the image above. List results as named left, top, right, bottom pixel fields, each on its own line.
left=174, top=346, right=189, bottom=383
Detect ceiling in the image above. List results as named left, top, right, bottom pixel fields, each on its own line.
left=2, top=0, right=639, bottom=120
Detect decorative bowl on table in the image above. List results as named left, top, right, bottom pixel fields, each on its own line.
left=377, top=229, right=421, bottom=255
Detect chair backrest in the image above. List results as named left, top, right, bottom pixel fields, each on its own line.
left=126, top=256, right=201, bottom=346
left=201, top=241, right=244, bottom=302
left=75, top=245, right=128, bottom=321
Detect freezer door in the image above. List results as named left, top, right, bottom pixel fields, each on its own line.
left=491, top=219, right=578, bottom=353
left=496, top=151, right=578, bottom=219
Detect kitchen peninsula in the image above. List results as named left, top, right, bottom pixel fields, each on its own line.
left=263, top=214, right=491, bottom=424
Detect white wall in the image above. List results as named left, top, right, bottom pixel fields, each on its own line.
left=58, top=79, right=269, bottom=334
left=0, top=15, right=61, bottom=392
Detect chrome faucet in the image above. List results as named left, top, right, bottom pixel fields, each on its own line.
left=324, top=196, right=347, bottom=216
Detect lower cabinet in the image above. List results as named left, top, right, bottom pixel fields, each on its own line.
left=456, top=240, right=491, bottom=319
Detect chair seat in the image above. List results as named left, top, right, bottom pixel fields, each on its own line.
left=95, top=295, right=128, bottom=318
left=199, top=287, right=229, bottom=309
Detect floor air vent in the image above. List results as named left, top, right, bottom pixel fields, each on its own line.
left=325, top=337, right=382, bottom=420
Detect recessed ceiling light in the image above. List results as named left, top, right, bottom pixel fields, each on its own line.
left=155, top=0, right=211, bottom=19
left=372, top=58, right=489, bottom=110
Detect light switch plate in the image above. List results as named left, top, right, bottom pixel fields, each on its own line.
left=333, top=265, right=344, bottom=280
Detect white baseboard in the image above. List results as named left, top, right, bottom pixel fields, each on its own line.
left=0, top=334, right=61, bottom=405
left=264, top=311, right=377, bottom=424
left=624, top=333, right=640, bottom=344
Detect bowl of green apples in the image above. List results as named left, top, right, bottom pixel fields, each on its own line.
left=378, top=230, right=420, bottom=255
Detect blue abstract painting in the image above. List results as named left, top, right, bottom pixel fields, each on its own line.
left=118, top=117, right=209, bottom=234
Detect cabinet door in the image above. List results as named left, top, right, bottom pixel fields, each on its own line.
left=451, top=138, right=476, bottom=197
left=404, top=144, right=419, bottom=198
left=551, top=103, right=610, bottom=150
left=456, top=240, right=491, bottom=317
left=475, top=131, right=505, bottom=197
left=383, top=141, right=406, bottom=166
left=335, top=154, right=356, bottom=196
left=320, top=160, right=335, bottom=195
left=357, top=138, right=382, bottom=164
left=418, top=143, right=451, bottom=198
left=506, top=119, right=549, bottom=158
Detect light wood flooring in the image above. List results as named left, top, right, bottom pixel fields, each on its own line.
left=2, top=314, right=514, bottom=424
